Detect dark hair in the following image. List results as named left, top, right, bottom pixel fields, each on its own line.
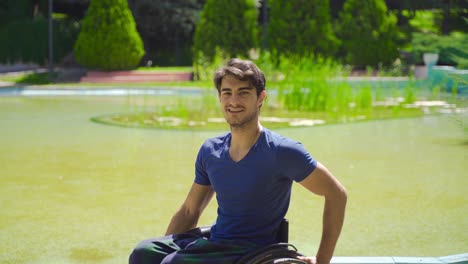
left=214, top=58, right=266, bottom=96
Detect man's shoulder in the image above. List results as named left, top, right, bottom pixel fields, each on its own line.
left=263, top=128, right=297, bottom=148
left=204, top=132, right=230, bottom=144
left=199, top=132, right=230, bottom=153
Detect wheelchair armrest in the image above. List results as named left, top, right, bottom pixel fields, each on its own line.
left=186, top=218, right=288, bottom=242
left=186, top=225, right=212, bottom=239
left=276, top=218, right=289, bottom=243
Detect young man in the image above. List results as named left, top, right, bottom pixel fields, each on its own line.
left=129, top=58, right=347, bottom=264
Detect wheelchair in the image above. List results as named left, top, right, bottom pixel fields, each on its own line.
left=188, top=219, right=308, bottom=264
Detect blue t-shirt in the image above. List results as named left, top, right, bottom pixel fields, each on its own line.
left=195, top=128, right=317, bottom=245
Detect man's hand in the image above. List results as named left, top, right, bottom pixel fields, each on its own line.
left=297, top=256, right=317, bottom=264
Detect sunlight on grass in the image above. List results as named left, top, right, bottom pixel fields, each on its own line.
left=1, top=95, right=466, bottom=263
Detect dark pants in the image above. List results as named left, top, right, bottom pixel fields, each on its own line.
left=129, top=233, right=259, bottom=264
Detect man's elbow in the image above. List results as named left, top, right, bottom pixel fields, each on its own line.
left=339, top=186, right=348, bottom=205
left=329, top=184, right=348, bottom=205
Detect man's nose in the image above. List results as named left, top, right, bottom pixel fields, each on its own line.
left=228, top=93, right=241, bottom=105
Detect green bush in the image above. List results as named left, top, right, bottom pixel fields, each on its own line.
left=410, top=32, right=467, bottom=67
left=130, top=0, right=203, bottom=66
left=336, top=0, right=400, bottom=68
left=74, top=0, right=144, bottom=70
left=192, top=0, right=258, bottom=64
left=0, top=17, right=79, bottom=65
left=0, top=0, right=33, bottom=26
left=268, top=0, right=339, bottom=61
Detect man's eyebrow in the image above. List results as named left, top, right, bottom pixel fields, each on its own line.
left=220, top=87, right=253, bottom=92
left=239, top=87, right=254, bottom=91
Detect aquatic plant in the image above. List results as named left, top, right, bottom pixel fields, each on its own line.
left=91, top=54, right=462, bottom=130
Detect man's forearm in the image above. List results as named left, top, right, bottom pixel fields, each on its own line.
left=316, top=190, right=347, bottom=264
left=165, top=207, right=199, bottom=235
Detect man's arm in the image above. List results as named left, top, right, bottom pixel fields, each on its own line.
left=165, top=182, right=214, bottom=235
left=298, top=162, right=348, bottom=264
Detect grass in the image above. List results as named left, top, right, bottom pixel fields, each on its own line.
left=1, top=57, right=466, bottom=263
left=0, top=72, right=56, bottom=84
left=1, top=97, right=466, bottom=262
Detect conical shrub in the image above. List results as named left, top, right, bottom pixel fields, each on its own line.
left=74, top=0, right=144, bottom=70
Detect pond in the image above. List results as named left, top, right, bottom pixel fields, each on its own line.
left=0, top=93, right=467, bottom=263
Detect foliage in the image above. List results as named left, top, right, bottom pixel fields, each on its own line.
left=0, top=17, right=80, bottom=65
left=130, top=0, right=204, bottom=66
left=336, top=0, right=400, bottom=68
left=74, top=0, right=144, bottom=70
left=267, top=0, right=339, bottom=61
left=452, top=56, right=468, bottom=70
left=409, top=32, right=468, bottom=66
left=0, top=0, right=33, bottom=26
left=406, top=10, right=442, bottom=34
left=381, top=1, right=467, bottom=34
left=193, top=48, right=229, bottom=81
left=192, top=0, right=258, bottom=65
left=16, top=72, right=55, bottom=84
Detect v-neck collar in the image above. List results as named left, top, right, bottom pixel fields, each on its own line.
left=224, top=129, right=265, bottom=164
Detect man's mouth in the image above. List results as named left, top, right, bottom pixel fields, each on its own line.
left=227, top=108, right=243, bottom=114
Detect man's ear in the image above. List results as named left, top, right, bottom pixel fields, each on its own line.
left=258, top=90, right=267, bottom=107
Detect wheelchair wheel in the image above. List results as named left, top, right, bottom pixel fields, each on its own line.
left=273, top=258, right=309, bottom=263
left=237, top=243, right=308, bottom=264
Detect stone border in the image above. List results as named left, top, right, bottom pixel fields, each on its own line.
left=331, top=253, right=468, bottom=264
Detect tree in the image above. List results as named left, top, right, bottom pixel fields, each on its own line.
left=193, top=0, right=258, bottom=63
left=0, top=0, right=80, bottom=65
left=74, top=0, right=144, bottom=70
left=267, top=0, right=339, bottom=60
left=129, top=0, right=204, bottom=66
left=0, top=0, right=33, bottom=26
left=336, top=0, right=400, bottom=68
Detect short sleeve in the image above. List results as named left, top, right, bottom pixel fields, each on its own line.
left=194, top=145, right=211, bottom=186
left=277, top=138, right=317, bottom=182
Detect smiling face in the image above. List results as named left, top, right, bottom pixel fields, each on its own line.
left=219, top=75, right=266, bottom=129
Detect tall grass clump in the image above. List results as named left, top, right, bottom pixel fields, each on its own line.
left=254, top=53, right=427, bottom=123
left=100, top=52, right=441, bottom=130
left=262, top=54, right=370, bottom=122
left=273, top=55, right=345, bottom=111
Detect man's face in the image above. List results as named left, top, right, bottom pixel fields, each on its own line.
left=219, top=75, right=266, bottom=128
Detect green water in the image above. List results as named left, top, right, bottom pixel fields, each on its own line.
left=0, top=96, right=466, bottom=263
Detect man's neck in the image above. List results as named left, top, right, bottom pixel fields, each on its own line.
left=230, top=122, right=263, bottom=153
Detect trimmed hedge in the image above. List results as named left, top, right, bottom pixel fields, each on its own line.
left=336, top=0, right=400, bottom=67
left=0, top=17, right=80, bottom=65
left=74, top=0, right=144, bottom=70
left=193, top=0, right=258, bottom=62
left=130, top=0, right=202, bottom=66
left=268, top=0, right=339, bottom=60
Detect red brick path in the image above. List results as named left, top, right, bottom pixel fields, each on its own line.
left=80, top=70, right=193, bottom=83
